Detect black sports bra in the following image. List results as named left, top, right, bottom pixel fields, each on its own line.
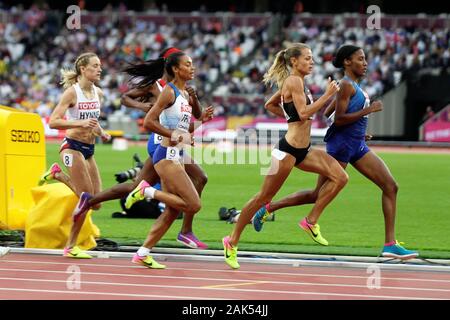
left=281, top=87, right=313, bottom=123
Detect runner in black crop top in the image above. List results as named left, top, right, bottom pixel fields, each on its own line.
left=281, top=87, right=312, bottom=122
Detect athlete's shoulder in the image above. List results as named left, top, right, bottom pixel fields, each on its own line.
left=95, top=85, right=104, bottom=98
left=338, top=79, right=356, bottom=95
left=62, top=85, right=77, bottom=101
left=284, top=75, right=304, bottom=91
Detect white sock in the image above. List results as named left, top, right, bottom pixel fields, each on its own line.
left=137, top=246, right=150, bottom=257
left=144, top=186, right=157, bottom=199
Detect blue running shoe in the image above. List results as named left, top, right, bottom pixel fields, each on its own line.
left=252, top=204, right=271, bottom=232
left=382, top=241, right=419, bottom=260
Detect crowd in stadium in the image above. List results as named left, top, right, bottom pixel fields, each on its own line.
left=0, top=3, right=449, bottom=123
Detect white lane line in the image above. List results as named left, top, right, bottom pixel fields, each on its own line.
left=0, top=287, right=224, bottom=300
left=0, top=277, right=442, bottom=300
left=2, top=259, right=450, bottom=284
left=0, top=269, right=449, bottom=294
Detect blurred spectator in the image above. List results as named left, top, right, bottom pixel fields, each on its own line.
left=0, top=5, right=448, bottom=125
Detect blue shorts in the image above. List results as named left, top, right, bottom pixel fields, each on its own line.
left=147, top=132, right=163, bottom=158
left=152, top=145, right=184, bottom=166
left=326, top=136, right=370, bottom=164
left=60, top=137, right=95, bottom=160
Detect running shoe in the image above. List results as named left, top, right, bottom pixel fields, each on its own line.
left=63, top=246, right=92, bottom=259
left=125, top=180, right=149, bottom=209
left=299, top=217, right=329, bottom=246
left=222, top=236, right=239, bottom=269
left=252, top=204, right=272, bottom=232
left=131, top=254, right=166, bottom=269
left=177, top=232, right=208, bottom=249
left=381, top=241, right=419, bottom=260
left=38, top=163, right=61, bottom=186
left=72, top=192, right=92, bottom=223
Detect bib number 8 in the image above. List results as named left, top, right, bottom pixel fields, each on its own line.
left=63, top=153, right=73, bottom=167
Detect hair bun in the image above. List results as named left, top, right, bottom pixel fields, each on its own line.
left=333, top=45, right=361, bottom=68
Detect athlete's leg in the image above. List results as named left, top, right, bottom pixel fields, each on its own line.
left=352, top=151, right=398, bottom=243
left=182, top=154, right=208, bottom=235
left=88, top=157, right=160, bottom=206
left=229, top=154, right=296, bottom=246
left=268, top=174, right=326, bottom=212
left=297, top=149, right=348, bottom=224
left=141, top=160, right=201, bottom=249
left=60, top=150, right=95, bottom=252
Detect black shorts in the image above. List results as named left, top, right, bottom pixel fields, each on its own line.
left=60, top=137, right=95, bottom=160
left=276, top=137, right=311, bottom=165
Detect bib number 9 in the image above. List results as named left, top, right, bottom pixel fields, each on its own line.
left=166, top=147, right=180, bottom=161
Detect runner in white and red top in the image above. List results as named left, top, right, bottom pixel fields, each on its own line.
left=71, top=48, right=214, bottom=251
left=38, top=52, right=111, bottom=259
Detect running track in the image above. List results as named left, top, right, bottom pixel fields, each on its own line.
left=1, top=253, right=449, bottom=300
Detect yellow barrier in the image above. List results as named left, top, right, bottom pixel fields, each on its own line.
left=0, top=105, right=46, bottom=230
left=26, top=183, right=100, bottom=250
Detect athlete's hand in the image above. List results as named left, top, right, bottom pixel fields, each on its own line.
left=170, top=129, right=192, bottom=147
left=369, top=100, right=383, bottom=113
left=143, top=102, right=154, bottom=112
left=186, top=86, right=197, bottom=98
left=364, top=134, right=373, bottom=141
left=101, top=131, right=111, bottom=143
left=80, top=118, right=99, bottom=129
left=325, top=77, right=340, bottom=97
left=201, top=106, right=214, bottom=122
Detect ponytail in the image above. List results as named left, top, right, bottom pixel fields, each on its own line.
left=262, top=43, right=310, bottom=89
left=123, top=51, right=186, bottom=88
left=263, top=49, right=289, bottom=89
left=123, top=58, right=166, bottom=88
left=60, top=69, right=78, bottom=90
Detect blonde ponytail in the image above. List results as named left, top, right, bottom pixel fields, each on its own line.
left=263, top=49, right=289, bottom=89
left=60, top=52, right=98, bottom=89
left=262, top=43, right=311, bottom=89
left=60, top=68, right=78, bottom=89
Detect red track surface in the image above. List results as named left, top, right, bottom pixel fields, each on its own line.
left=1, top=253, right=449, bottom=300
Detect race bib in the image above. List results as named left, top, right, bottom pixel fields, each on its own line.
left=166, top=147, right=180, bottom=161
left=154, top=133, right=163, bottom=144
left=176, top=103, right=192, bottom=132
left=62, top=153, right=73, bottom=167
left=362, top=90, right=370, bottom=118
left=272, top=148, right=287, bottom=161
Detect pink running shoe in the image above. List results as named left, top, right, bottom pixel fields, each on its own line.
left=72, top=192, right=93, bottom=223
left=177, top=232, right=208, bottom=249
left=38, top=163, right=62, bottom=186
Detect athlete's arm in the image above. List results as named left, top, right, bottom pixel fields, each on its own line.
left=121, top=86, right=155, bottom=113
left=289, top=77, right=339, bottom=120
left=187, top=86, right=202, bottom=119
left=334, top=80, right=383, bottom=126
left=144, top=86, right=175, bottom=138
left=264, top=90, right=285, bottom=118
left=49, top=87, right=98, bottom=130
left=188, top=105, right=214, bottom=133
left=323, top=97, right=336, bottom=118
